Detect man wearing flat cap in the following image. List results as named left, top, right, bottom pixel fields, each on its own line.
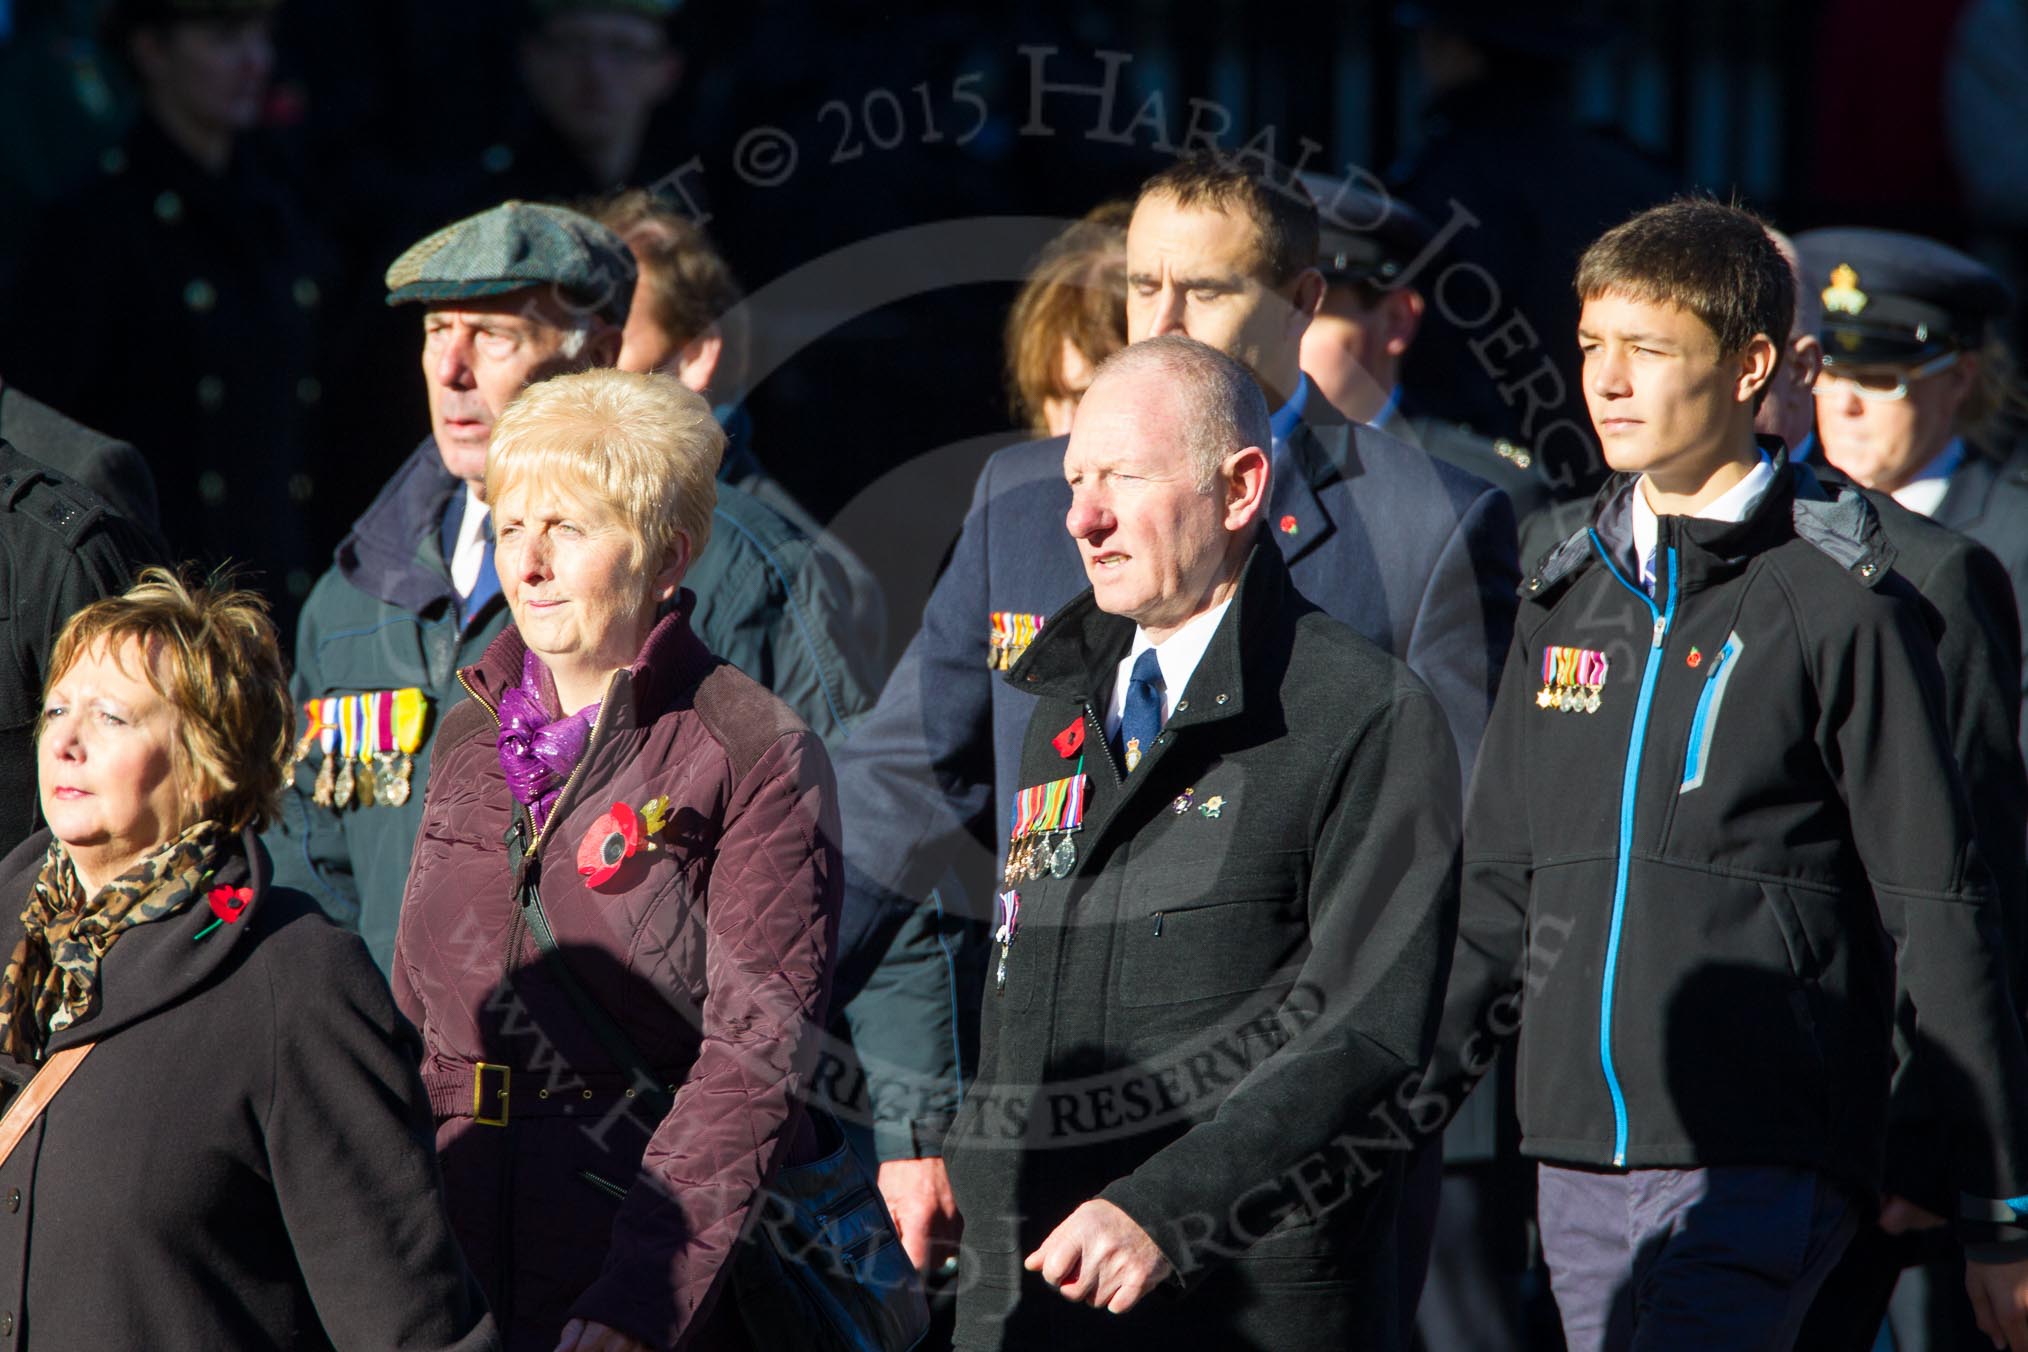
left=1801, top=227, right=2028, bottom=762
left=267, top=200, right=874, bottom=970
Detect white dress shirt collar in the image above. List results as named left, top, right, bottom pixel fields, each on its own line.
left=1631, top=448, right=1775, bottom=593
left=449, top=485, right=490, bottom=600
left=1889, top=436, right=1965, bottom=519
left=1103, top=596, right=1234, bottom=741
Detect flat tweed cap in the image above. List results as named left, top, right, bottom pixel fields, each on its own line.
left=384, top=201, right=637, bottom=327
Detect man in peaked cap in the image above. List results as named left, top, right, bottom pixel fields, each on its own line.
left=1298, top=171, right=1553, bottom=526
left=266, top=200, right=873, bottom=971
left=1802, top=227, right=2028, bottom=763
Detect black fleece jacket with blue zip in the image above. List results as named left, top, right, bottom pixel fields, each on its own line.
left=1423, top=449, right=2028, bottom=1256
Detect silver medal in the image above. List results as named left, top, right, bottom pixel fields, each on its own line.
left=1048, top=835, right=1077, bottom=878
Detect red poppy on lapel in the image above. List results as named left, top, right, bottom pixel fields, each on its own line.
left=206, top=885, right=254, bottom=924
left=578, top=803, right=643, bottom=887
left=1051, top=717, right=1085, bottom=758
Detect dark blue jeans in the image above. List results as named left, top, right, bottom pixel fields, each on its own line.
left=1537, top=1163, right=1857, bottom=1352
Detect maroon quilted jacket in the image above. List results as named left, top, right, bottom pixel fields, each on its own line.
left=392, top=602, right=841, bottom=1352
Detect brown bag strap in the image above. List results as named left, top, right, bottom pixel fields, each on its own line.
left=0, top=1043, right=93, bottom=1169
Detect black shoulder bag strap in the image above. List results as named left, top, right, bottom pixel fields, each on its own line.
left=506, top=813, right=674, bottom=1119
left=500, top=812, right=930, bottom=1352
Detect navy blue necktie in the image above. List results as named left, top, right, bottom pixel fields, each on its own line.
left=463, top=514, right=499, bottom=627
left=1116, top=648, right=1165, bottom=773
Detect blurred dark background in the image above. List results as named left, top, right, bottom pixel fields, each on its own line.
left=1, top=0, right=2018, bottom=633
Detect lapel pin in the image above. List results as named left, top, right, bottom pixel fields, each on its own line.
left=193, top=884, right=254, bottom=941
left=1051, top=717, right=1085, bottom=758
left=1278, top=514, right=1299, bottom=536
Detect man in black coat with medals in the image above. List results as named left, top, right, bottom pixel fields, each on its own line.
left=942, top=335, right=1462, bottom=1351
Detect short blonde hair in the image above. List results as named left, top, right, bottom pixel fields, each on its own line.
left=486, top=368, right=723, bottom=571
left=45, top=568, right=292, bottom=834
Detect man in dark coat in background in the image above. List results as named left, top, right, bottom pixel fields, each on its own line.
left=0, top=438, right=159, bottom=856
left=1390, top=0, right=1676, bottom=496
left=0, top=382, right=160, bottom=537
left=945, top=335, right=1460, bottom=1351
left=0, top=0, right=337, bottom=631
left=1801, top=226, right=2028, bottom=770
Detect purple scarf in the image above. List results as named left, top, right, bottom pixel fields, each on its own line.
left=496, top=651, right=601, bottom=830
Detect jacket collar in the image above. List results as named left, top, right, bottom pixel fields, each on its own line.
left=458, top=591, right=718, bottom=734
left=1932, top=444, right=2027, bottom=533
left=0, top=827, right=276, bottom=1073
left=715, top=402, right=763, bottom=487
left=1524, top=436, right=1895, bottom=604
left=1267, top=389, right=1355, bottom=570
left=335, top=437, right=464, bottom=615
left=1007, top=534, right=1292, bottom=736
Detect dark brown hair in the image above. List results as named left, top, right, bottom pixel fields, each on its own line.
left=1136, top=154, right=1320, bottom=287
left=590, top=189, right=746, bottom=385
left=1004, top=201, right=1132, bottom=432
left=1576, top=197, right=1795, bottom=362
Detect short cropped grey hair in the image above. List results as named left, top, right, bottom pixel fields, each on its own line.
left=1092, top=334, right=1272, bottom=490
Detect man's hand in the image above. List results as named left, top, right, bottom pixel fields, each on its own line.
left=1023, top=1199, right=1173, bottom=1314
left=1967, top=1257, right=2028, bottom=1350
left=877, top=1156, right=962, bottom=1275
left=1879, top=1194, right=1950, bottom=1235
left=554, top=1318, right=652, bottom=1352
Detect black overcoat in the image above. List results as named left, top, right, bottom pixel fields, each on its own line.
left=0, top=830, right=496, bottom=1351
left=944, top=540, right=1462, bottom=1352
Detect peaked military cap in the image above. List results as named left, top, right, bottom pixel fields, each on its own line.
left=384, top=201, right=637, bottom=327
left=1795, top=227, right=2012, bottom=365
left=1297, top=173, right=1438, bottom=288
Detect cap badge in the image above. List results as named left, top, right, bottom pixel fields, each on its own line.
left=1823, top=264, right=1869, bottom=317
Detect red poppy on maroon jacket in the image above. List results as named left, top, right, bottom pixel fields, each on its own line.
left=393, top=607, right=842, bottom=1351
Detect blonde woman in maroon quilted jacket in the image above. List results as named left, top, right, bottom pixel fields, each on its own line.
left=392, top=369, right=842, bottom=1352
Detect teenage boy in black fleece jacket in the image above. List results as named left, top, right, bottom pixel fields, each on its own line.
left=1420, top=198, right=2028, bottom=1352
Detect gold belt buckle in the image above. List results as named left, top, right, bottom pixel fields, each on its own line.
left=473, top=1062, right=511, bottom=1127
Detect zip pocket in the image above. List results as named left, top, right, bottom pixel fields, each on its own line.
left=1680, top=632, right=1744, bottom=793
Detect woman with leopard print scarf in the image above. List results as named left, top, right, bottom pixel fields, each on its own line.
left=0, top=567, right=498, bottom=1350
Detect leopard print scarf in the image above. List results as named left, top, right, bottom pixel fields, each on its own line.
left=0, top=820, right=226, bottom=1064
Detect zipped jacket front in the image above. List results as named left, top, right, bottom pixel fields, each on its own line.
left=1425, top=456, right=2028, bottom=1253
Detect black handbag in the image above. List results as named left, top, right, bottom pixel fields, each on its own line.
left=510, top=856, right=929, bottom=1352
